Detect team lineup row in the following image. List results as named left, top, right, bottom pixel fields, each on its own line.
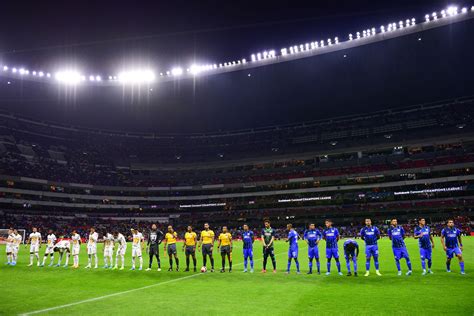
left=4, top=218, right=466, bottom=276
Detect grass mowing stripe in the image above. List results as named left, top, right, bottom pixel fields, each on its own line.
left=19, top=248, right=293, bottom=315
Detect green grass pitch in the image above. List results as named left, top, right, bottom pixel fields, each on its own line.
left=1, top=237, right=473, bottom=315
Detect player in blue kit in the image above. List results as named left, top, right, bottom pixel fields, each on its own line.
left=343, top=239, right=359, bottom=276
left=322, top=219, right=342, bottom=276
left=414, top=218, right=434, bottom=275
left=286, top=224, right=300, bottom=274
left=242, top=224, right=254, bottom=273
left=360, top=218, right=382, bottom=276
left=304, top=223, right=322, bottom=274
left=387, top=219, right=412, bottom=276
left=441, top=219, right=465, bottom=274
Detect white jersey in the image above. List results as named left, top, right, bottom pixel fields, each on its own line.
left=71, top=233, right=81, bottom=255
left=29, top=232, right=41, bottom=246
left=132, top=232, right=144, bottom=249
left=104, top=233, right=114, bottom=249
left=14, top=234, right=22, bottom=247
left=46, top=234, right=57, bottom=248
left=116, top=233, right=127, bottom=247
left=87, top=232, right=99, bottom=247
left=55, top=240, right=71, bottom=250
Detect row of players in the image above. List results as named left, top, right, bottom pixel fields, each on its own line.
left=5, top=218, right=466, bottom=276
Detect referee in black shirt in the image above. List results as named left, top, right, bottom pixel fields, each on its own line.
left=146, top=224, right=164, bottom=271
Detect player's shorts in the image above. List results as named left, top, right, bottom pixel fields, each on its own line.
left=419, top=247, right=432, bottom=260
left=87, top=245, right=97, bottom=255
left=132, top=247, right=142, bottom=257
left=12, top=246, right=19, bottom=255
left=243, top=248, right=253, bottom=258
left=263, top=246, right=275, bottom=257
left=326, top=248, right=339, bottom=259
left=308, top=246, right=319, bottom=259
left=185, top=245, right=196, bottom=256
left=149, top=246, right=159, bottom=256
left=167, top=244, right=177, bottom=256
left=116, top=246, right=127, bottom=256
left=344, top=250, right=356, bottom=261
left=202, top=244, right=213, bottom=256
left=44, top=246, right=55, bottom=255
left=72, top=245, right=80, bottom=256
left=365, top=245, right=379, bottom=258
left=6, top=245, right=13, bottom=253
left=392, top=247, right=410, bottom=260
left=446, top=247, right=462, bottom=259
left=104, top=247, right=113, bottom=257
left=30, top=244, right=39, bottom=253
left=288, top=246, right=298, bottom=258
left=220, top=245, right=231, bottom=255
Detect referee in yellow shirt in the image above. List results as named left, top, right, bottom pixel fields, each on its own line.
left=163, top=225, right=179, bottom=271
left=198, top=223, right=215, bottom=272
left=183, top=225, right=197, bottom=272
left=218, top=226, right=233, bottom=273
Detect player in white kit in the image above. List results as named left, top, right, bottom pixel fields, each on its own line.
left=113, top=231, right=127, bottom=270
left=41, top=230, right=57, bottom=267
left=85, top=227, right=99, bottom=269
left=27, top=227, right=42, bottom=267
left=103, top=232, right=115, bottom=269
left=71, top=230, right=81, bottom=268
left=131, top=228, right=144, bottom=271
left=5, top=228, right=15, bottom=265
left=12, top=229, right=22, bottom=265
left=54, top=239, right=71, bottom=267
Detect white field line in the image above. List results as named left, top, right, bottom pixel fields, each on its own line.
left=20, top=248, right=295, bottom=315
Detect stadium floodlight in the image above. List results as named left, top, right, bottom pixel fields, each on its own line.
left=335, top=37, right=339, bottom=44
left=117, top=70, right=155, bottom=83
left=356, top=32, right=361, bottom=39
left=171, top=67, right=183, bottom=76
left=89, top=75, right=95, bottom=81
left=447, top=6, right=458, bottom=16
left=12, top=68, right=17, bottom=73
left=349, top=33, right=353, bottom=40
left=95, top=75, right=101, bottom=81
left=461, top=7, right=467, bottom=13
left=472, top=6, right=474, bottom=11
left=32, top=71, right=37, bottom=76
left=55, top=71, right=82, bottom=85
left=46, top=73, right=51, bottom=77
left=441, top=10, right=447, bottom=17
left=189, top=64, right=201, bottom=75
left=38, top=71, right=44, bottom=77
left=425, top=14, right=430, bottom=22
left=380, top=26, right=385, bottom=33
left=3, top=66, right=8, bottom=71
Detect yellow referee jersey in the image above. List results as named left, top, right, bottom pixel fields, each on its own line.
left=200, top=230, right=215, bottom=244
left=165, top=232, right=177, bottom=244
left=218, top=233, right=232, bottom=246
left=184, top=232, right=197, bottom=246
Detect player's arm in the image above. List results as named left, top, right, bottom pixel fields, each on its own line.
left=211, top=235, right=215, bottom=250
left=458, top=234, right=463, bottom=251
left=198, top=234, right=202, bottom=251
left=429, top=234, right=435, bottom=248
left=261, top=234, right=266, bottom=247
left=376, top=228, right=381, bottom=240
left=269, top=235, right=275, bottom=247
left=440, top=232, right=446, bottom=251
left=355, top=244, right=360, bottom=257
left=217, top=235, right=221, bottom=249
left=230, top=234, right=233, bottom=251
left=387, top=229, right=392, bottom=241
left=163, top=235, right=168, bottom=255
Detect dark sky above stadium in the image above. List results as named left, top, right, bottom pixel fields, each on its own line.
left=0, top=0, right=473, bottom=133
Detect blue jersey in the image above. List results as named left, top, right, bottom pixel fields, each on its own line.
left=304, top=229, right=322, bottom=248
left=360, top=226, right=380, bottom=246
left=343, top=239, right=359, bottom=253
left=441, top=227, right=461, bottom=249
left=287, top=229, right=299, bottom=248
left=242, top=231, right=254, bottom=249
left=414, top=226, right=431, bottom=249
left=387, top=226, right=406, bottom=248
left=323, top=227, right=339, bottom=249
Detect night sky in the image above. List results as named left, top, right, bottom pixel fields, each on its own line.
left=0, top=0, right=473, bottom=133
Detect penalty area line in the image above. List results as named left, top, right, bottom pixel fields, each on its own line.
left=20, top=249, right=293, bottom=315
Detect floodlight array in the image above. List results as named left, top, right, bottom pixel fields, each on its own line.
left=0, top=5, right=472, bottom=86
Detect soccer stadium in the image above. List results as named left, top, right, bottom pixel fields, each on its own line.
left=1, top=2, right=474, bottom=315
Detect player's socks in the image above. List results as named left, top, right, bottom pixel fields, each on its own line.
left=374, top=257, right=379, bottom=270
left=353, top=258, right=357, bottom=273
left=29, top=254, right=34, bottom=266
left=271, top=257, right=276, bottom=270
left=345, top=261, right=351, bottom=273
left=229, top=261, right=232, bottom=272
left=446, top=261, right=451, bottom=272
left=395, top=259, right=401, bottom=272
left=309, top=259, right=313, bottom=273
left=250, top=257, right=254, bottom=270
left=186, top=257, right=190, bottom=270
left=365, top=260, right=370, bottom=271
left=286, top=259, right=291, bottom=272
left=327, top=261, right=331, bottom=273
left=406, top=259, right=412, bottom=271
left=295, top=259, right=300, bottom=272
left=421, top=259, right=426, bottom=270
left=210, top=257, right=214, bottom=270
left=262, top=256, right=267, bottom=270
left=427, top=259, right=432, bottom=269
left=336, top=260, right=341, bottom=273
left=460, top=262, right=465, bottom=273
left=316, top=260, right=320, bottom=273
